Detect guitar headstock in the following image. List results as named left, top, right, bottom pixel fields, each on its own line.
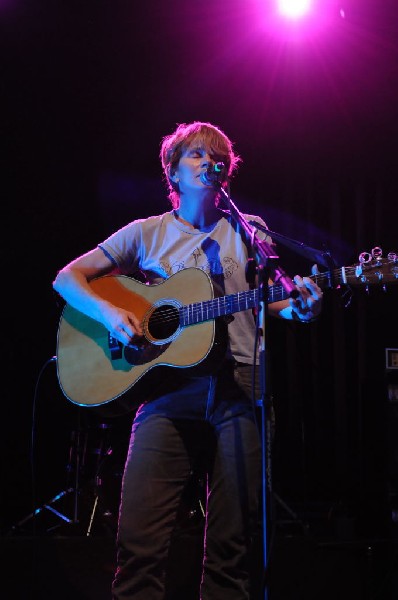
left=345, top=247, right=398, bottom=287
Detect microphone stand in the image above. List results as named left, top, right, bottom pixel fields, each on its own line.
left=248, top=221, right=337, bottom=273
left=217, top=185, right=299, bottom=600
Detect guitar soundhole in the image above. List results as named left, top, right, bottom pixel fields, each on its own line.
left=122, top=303, right=179, bottom=367
left=147, top=304, right=179, bottom=340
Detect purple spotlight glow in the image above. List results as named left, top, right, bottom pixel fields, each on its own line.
left=277, top=0, right=312, bottom=19
left=257, top=0, right=337, bottom=42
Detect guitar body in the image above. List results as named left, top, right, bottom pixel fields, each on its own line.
left=56, top=268, right=215, bottom=410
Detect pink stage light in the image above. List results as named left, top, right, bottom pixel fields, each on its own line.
left=255, top=0, right=340, bottom=41
left=277, top=0, right=313, bottom=20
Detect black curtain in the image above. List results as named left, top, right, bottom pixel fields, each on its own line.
left=265, top=175, right=397, bottom=539
left=2, top=0, right=398, bottom=541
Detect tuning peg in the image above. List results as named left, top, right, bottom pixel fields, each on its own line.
left=371, top=246, right=383, bottom=261
left=359, top=251, right=371, bottom=264
left=311, top=264, right=320, bottom=276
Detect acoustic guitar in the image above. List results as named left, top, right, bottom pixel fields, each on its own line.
left=56, top=256, right=397, bottom=411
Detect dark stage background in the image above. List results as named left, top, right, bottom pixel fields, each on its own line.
left=2, top=0, right=398, bottom=574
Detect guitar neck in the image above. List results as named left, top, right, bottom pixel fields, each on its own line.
left=179, top=256, right=397, bottom=327
left=180, top=269, right=335, bottom=327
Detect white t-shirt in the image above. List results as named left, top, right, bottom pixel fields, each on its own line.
left=99, top=209, right=269, bottom=365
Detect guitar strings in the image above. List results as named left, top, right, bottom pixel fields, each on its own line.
left=140, top=270, right=339, bottom=328
left=133, top=262, right=392, bottom=329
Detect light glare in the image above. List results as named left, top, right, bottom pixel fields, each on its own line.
left=277, top=0, right=312, bottom=19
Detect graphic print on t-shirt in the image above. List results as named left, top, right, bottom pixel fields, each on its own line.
left=159, top=243, right=238, bottom=288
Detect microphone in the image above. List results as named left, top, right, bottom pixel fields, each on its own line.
left=200, top=162, right=227, bottom=186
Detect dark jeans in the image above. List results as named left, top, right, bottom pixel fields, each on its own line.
left=112, top=362, right=262, bottom=600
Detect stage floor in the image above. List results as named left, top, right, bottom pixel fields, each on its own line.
left=2, top=523, right=398, bottom=600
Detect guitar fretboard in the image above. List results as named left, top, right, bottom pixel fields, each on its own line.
left=180, top=289, right=258, bottom=326
left=179, top=270, right=336, bottom=327
left=177, top=256, right=397, bottom=328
